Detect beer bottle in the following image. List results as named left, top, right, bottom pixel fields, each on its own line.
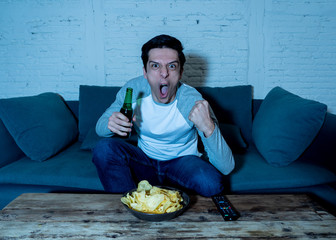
left=120, top=87, right=133, bottom=138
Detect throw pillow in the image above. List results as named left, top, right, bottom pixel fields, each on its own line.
left=252, top=87, right=327, bottom=167
left=0, top=119, right=25, bottom=167
left=0, top=93, right=78, bottom=162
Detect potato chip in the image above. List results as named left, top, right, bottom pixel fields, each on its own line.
left=121, top=180, right=183, bottom=214
left=137, top=180, right=152, bottom=192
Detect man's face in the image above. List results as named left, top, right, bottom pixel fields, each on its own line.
left=143, top=48, right=183, bottom=104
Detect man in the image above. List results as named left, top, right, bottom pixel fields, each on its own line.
left=93, top=34, right=234, bottom=197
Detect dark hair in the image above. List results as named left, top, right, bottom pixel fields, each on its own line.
left=141, top=34, right=186, bottom=72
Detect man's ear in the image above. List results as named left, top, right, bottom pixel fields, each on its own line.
left=179, top=68, right=184, bottom=80
left=143, top=67, right=148, bottom=79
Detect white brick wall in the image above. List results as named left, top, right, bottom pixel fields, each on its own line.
left=0, top=0, right=335, bottom=113
left=261, top=0, right=336, bottom=111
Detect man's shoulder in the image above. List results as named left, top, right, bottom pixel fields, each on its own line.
left=125, top=75, right=147, bottom=88
left=176, top=83, right=203, bottom=126
left=178, top=83, right=203, bottom=101
left=123, top=75, right=151, bottom=100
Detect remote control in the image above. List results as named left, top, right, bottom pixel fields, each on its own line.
left=212, top=194, right=240, bottom=221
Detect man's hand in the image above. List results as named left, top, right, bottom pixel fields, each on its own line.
left=188, top=100, right=215, bottom=138
left=108, top=112, right=134, bottom=136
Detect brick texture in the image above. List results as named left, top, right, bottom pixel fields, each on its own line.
left=0, top=0, right=335, bottom=112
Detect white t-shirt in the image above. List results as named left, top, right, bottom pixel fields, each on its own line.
left=134, top=94, right=199, bottom=160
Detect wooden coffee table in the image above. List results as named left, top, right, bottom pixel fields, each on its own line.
left=0, top=193, right=335, bottom=239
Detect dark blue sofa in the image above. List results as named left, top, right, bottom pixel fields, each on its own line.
left=1, top=81, right=335, bottom=214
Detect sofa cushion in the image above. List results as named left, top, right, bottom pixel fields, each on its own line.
left=252, top=87, right=327, bottom=167
left=230, top=147, right=336, bottom=191
left=80, top=127, right=138, bottom=151
left=79, top=85, right=120, bottom=141
left=0, top=93, right=78, bottom=162
left=0, top=142, right=103, bottom=190
left=80, top=128, right=102, bottom=150
left=79, top=84, right=252, bottom=151
left=0, top=119, right=24, bottom=167
left=197, top=85, right=253, bottom=144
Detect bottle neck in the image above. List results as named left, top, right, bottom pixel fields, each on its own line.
left=122, top=88, right=133, bottom=109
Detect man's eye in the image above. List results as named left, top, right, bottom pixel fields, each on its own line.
left=168, top=64, right=176, bottom=70
left=151, top=63, right=159, bottom=69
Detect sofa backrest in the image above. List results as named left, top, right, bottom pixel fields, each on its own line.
left=78, top=85, right=121, bottom=141
left=71, top=84, right=336, bottom=173
left=296, top=112, right=336, bottom=173
left=77, top=84, right=253, bottom=145
left=197, top=86, right=253, bottom=144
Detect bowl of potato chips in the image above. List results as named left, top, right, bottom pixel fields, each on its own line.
left=121, top=180, right=190, bottom=221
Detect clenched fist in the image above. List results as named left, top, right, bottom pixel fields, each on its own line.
left=188, top=100, right=215, bottom=138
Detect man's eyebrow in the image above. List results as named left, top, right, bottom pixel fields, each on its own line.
left=149, top=60, right=180, bottom=64
left=149, top=61, right=159, bottom=64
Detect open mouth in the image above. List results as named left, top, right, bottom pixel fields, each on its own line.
left=160, top=84, right=168, bottom=98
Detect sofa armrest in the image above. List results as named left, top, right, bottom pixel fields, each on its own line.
left=298, top=112, right=336, bottom=173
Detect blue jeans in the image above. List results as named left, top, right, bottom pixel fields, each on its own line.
left=92, top=138, right=225, bottom=197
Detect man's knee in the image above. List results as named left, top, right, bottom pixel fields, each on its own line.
left=93, top=138, right=109, bottom=160
left=192, top=168, right=224, bottom=197
left=92, top=138, right=124, bottom=166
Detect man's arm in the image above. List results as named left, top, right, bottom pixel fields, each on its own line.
left=189, top=100, right=235, bottom=175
